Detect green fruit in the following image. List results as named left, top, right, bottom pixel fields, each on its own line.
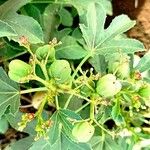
left=8, top=59, right=32, bottom=83
left=108, top=53, right=130, bottom=79
left=36, top=45, right=55, bottom=62
left=96, top=74, right=122, bottom=98
left=72, top=121, right=95, bottom=143
left=48, top=60, right=71, bottom=84
left=139, top=84, right=150, bottom=99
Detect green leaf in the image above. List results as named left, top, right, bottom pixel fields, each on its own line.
left=90, top=135, right=121, bottom=150
left=70, top=0, right=112, bottom=16
left=0, top=67, right=20, bottom=118
left=96, top=105, right=111, bottom=124
left=43, top=3, right=60, bottom=42
left=48, top=111, right=61, bottom=145
left=0, top=39, right=26, bottom=62
left=69, top=0, right=93, bottom=16
left=89, top=55, right=107, bottom=74
left=135, top=51, right=150, bottom=72
left=30, top=132, right=91, bottom=150
left=29, top=137, right=61, bottom=150
left=62, top=133, right=92, bottom=150
left=60, top=109, right=82, bottom=120
left=56, top=36, right=88, bottom=59
left=0, top=20, right=17, bottom=38
left=111, top=100, right=124, bottom=125
left=79, top=2, right=144, bottom=58
left=59, top=113, right=73, bottom=138
left=58, top=8, right=73, bottom=27
left=0, top=0, right=44, bottom=44
left=54, top=28, right=72, bottom=40
left=79, top=2, right=106, bottom=49
left=0, top=0, right=31, bottom=17
left=58, top=94, right=83, bottom=111
left=23, top=4, right=42, bottom=24
left=6, top=111, right=36, bottom=135
left=99, top=0, right=112, bottom=16
left=49, top=109, right=81, bottom=144
left=0, top=116, right=9, bottom=134
left=11, top=136, right=34, bottom=150
left=99, top=15, right=136, bottom=45
left=96, top=39, right=144, bottom=56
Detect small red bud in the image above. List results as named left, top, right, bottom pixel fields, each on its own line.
left=27, top=113, right=35, bottom=120
left=133, top=95, right=140, bottom=101
left=19, top=36, right=29, bottom=45
left=134, top=71, right=142, bottom=80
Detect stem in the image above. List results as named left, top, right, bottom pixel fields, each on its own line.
left=90, top=101, right=95, bottom=121
left=34, top=57, right=49, bottom=81
left=30, top=1, right=68, bottom=4
left=40, top=63, right=49, bottom=81
left=26, top=46, right=34, bottom=57
left=20, top=87, right=47, bottom=94
left=32, top=76, right=55, bottom=92
left=64, top=94, right=73, bottom=109
left=94, top=119, right=113, bottom=136
left=21, top=95, right=31, bottom=103
left=75, top=102, right=90, bottom=113
left=55, top=96, right=60, bottom=110
left=70, top=54, right=91, bottom=84
left=36, top=95, right=47, bottom=118
left=66, top=91, right=91, bottom=102
left=19, top=104, right=33, bottom=108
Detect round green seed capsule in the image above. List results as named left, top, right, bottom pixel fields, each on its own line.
left=96, top=74, right=122, bottom=98
left=8, top=59, right=32, bottom=83
left=48, top=60, right=71, bottom=84
left=72, top=121, right=95, bottom=143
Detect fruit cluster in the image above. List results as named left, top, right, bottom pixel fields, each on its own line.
left=8, top=41, right=150, bottom=142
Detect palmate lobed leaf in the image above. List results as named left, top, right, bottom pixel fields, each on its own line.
left=29, top=132, right=91, bottom=150
left=29, top=109, right=89, bottom=150
left=0, top=67, right=20, bottom=118
left=79, top=2, right=144, bottom=57
left=0, top=0, right=44, bottom=44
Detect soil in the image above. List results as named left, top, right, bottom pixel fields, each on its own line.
left=112, top=0, right=150, bottom=49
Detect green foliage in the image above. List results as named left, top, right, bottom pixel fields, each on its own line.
left=0, top=67, right=20, bottom=119
left=0, top=20, right=16, bottom=38
left=0, top=116, right=9, bottom=134
left=56, top=36, right=88, bottom=59
left=0, top=0, right=150, bottom=149
left=0, top=0, right=43, bottom=44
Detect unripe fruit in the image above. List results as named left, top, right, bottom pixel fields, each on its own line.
left=96, top=74, right=122, bottom=98
left=72, top=121, right=95, bottom=143
left=108, top=53, right=130, bottom=79
left=48, top=60, right=71, bottom=84
left=8, top=59, right=32, bottom=83
left=36, top=45, right=55, bottom=62
left=139, top=84, right=150, bottom=99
